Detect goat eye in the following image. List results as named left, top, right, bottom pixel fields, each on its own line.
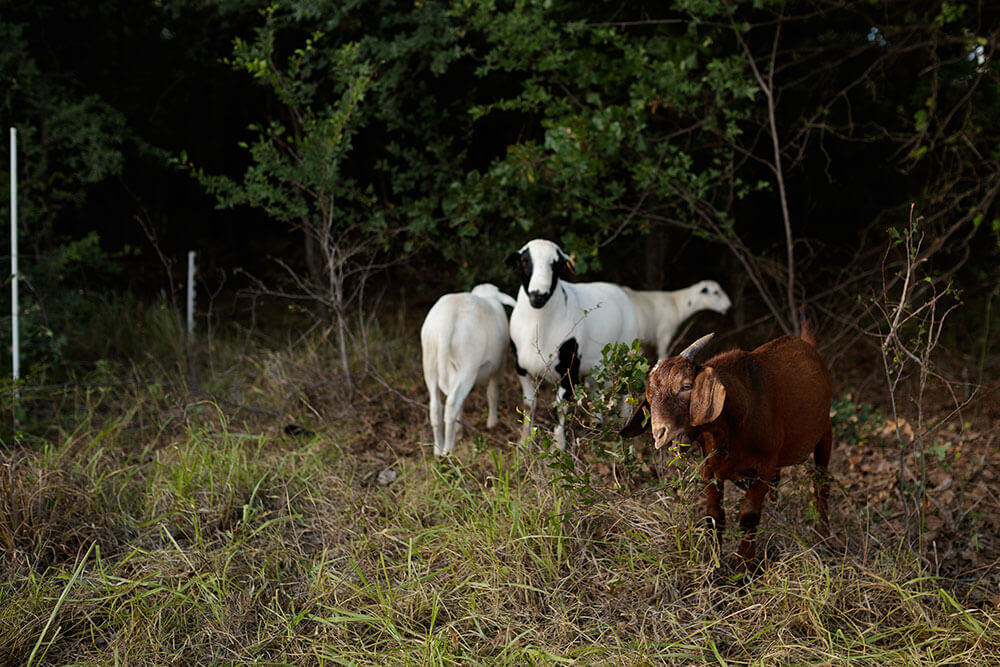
left=680, top=383, right=693, bottom=392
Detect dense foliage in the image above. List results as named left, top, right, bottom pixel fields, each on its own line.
left=2, top=0, right=999, bottom=374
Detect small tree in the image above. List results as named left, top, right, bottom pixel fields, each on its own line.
left=192, top=6, right=380, bottom=388
left=873, top=205, right=966, bottom=547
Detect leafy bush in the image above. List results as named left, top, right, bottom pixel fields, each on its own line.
left=539, top=340, right=650, bottom=502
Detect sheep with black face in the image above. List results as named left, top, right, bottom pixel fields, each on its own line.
left=506, top=239, right=640, bottom=449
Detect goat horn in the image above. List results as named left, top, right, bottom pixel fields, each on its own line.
left=679, top=333, right=715, bottom=361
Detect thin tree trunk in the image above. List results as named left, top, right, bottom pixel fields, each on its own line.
left=305, top=225, right=321, bottom=284
left=735, top=13, right=797, bottom=333
left=336, top=307, right=355, bottom=391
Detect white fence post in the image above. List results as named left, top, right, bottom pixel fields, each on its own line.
left=10, top=128, right=18, bottom=393
left=186, top=250, right=196, bottom=335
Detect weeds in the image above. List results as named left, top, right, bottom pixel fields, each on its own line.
left=0, top=305, right=998, bottom=663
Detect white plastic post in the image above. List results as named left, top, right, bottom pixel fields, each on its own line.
left=186, top=250, right=195, bottom=334
left=10, top=128, right=18, bottom=389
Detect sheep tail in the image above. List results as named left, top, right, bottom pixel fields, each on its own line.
left=798, top=306, right=817, bottom=347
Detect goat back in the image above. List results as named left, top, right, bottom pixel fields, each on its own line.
left=712, top=334, right=831, bottom=467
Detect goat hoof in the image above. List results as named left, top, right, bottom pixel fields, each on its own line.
left=714, top=554, right=762, bottom=584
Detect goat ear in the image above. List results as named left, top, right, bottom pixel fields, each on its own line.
left=690, top=367, right=725, bottom=426
left=504, top=251, right=521, bottom=270
left=619, top=399, right=650, bottom=438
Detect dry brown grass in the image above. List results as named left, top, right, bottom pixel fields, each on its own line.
left=1, top=316, right=998, bottom=664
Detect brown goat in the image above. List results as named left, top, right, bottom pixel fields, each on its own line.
left=620, top=326, right=833, bottom=564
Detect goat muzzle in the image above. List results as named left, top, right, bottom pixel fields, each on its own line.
left=653, top=425, right=692, bottom=451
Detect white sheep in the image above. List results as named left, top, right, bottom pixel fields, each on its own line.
left=421, top=283, right=517, bottom=456
left=622, top=280, right=731, bottom=359
left=506, top=239, right=639, bottom=449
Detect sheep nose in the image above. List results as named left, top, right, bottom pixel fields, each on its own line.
left=528, top=291, right=550, bottom=308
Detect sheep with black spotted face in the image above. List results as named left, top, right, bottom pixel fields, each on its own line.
left=622, top=280, right=732, bottom=360
left=421, top=283, right=517, bottom=456
left=505, top=239, right=640, bottom=449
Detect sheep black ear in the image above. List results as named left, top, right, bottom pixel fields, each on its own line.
left=557, top=253, right=575, bottom=278
left=619, top=399, right=650, bottom=438
left=504, top=251, right=521, bottom=269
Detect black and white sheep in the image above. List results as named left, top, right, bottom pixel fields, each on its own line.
left=421, top=283, right=517, bottom=456
left=506, top=239, right=639, bottom=449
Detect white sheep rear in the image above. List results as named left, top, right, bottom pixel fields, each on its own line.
left=420, top=284, right=516, bottom=456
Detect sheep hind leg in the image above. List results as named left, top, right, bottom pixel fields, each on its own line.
left=443, top=375, right=475, bottom=456
left=812, top=423, right=833, bottom=536
left=428, top=383, right=445, bottom=457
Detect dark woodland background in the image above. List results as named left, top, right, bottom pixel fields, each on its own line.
left=3, top=0, right=998, bottom=378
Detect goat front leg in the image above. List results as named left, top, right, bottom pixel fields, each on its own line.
left=703, top=474, right=725, bottom=534
left=735, top=477, right=772, bottom=563
left=699, top=435, right=725, bottom=532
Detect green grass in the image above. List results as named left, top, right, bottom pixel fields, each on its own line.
left=1, top=312, right=998, bottom=664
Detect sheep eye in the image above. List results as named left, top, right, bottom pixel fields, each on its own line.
left=701, top=287, right=709, bottom=294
